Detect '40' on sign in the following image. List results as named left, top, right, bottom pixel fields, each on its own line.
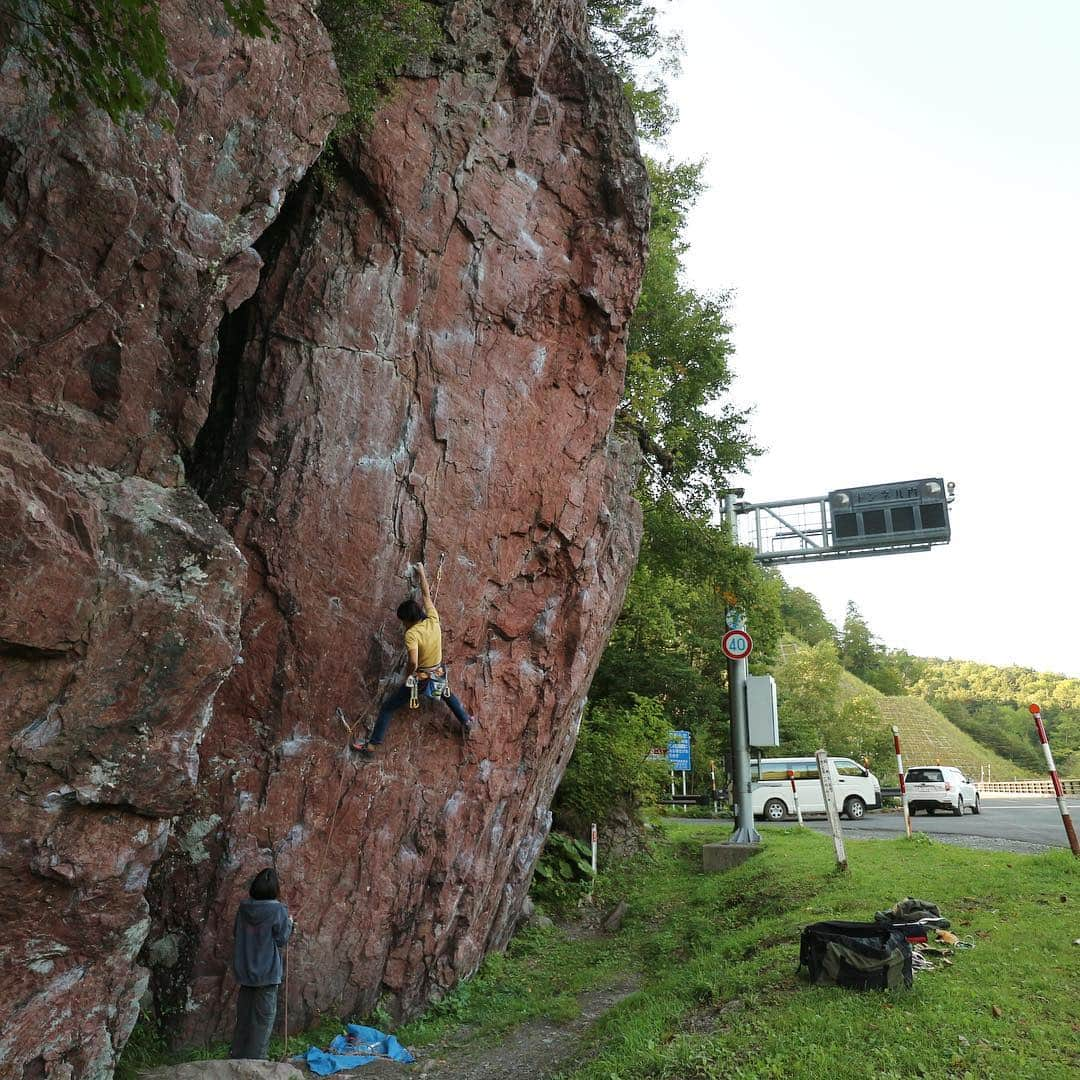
left=721, top=628, right=753, bottom=660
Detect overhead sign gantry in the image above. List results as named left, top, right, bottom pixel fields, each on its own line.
left=719, top=476, right=955, bottom=846
left=734, top=478, right=954, bottom=565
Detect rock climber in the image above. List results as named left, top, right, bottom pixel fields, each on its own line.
left=230, top=867, right=293, bottom=1060
left=352, top=561, right=474, bottom=756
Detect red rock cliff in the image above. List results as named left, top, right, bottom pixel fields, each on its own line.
left=0, top=0, right=647, bottom=1072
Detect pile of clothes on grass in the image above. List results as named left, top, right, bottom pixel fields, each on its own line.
left=798, top=896, right=974, bottom=991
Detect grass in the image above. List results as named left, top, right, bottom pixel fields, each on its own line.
left=400, top=822, right=1080, bottom=1080
left=119, top=824, right=1079, bottom=1079
left=116, top=1010, right=348, bottom=1078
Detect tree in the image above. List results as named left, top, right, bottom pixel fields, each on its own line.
left=586, top=0, right=681, bottom=141
left=620, top=157, right=758, bottom=510
left=838, top=602, right=878, bottom=680
left=556, top=491, right=783, bottom=830
left=777, top=579, right=836, bottom=646
left=773, top=640, right=893, bottom=781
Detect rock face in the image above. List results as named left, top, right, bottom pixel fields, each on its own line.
left=0, top=0, right=647, bottom=1073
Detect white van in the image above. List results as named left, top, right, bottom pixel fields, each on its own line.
left=750, top=756, right=882, bottom=821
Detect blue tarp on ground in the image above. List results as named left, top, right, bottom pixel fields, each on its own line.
left=302, top=1024, right=415, bottom=1075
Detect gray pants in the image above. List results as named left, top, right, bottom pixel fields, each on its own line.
left=230, top=984, right=279, bottom=1059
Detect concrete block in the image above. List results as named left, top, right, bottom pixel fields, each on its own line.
left=702, top=842, right=760, bottom=872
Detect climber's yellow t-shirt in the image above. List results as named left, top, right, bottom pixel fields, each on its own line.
left=404, top=602, right=442, bottom=669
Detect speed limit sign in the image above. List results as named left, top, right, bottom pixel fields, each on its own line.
left=721, top=628, right=753, bottom=661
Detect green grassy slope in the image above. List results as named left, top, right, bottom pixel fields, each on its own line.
left=872, top=694, right=1036, bottom=780
left=786, top=640, right=1034, bottom=779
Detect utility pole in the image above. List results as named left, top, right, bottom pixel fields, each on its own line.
left=723, top=490, right=760, bottom=845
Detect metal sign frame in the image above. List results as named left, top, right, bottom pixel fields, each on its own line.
left=734, top=478, right=953, bottom=565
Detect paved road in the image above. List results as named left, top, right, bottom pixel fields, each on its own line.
left=809, top=795, right=1079, bottom=852
left=683, top=796, right=1079, bottom=853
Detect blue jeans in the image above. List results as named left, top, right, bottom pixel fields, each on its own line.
left=230, top=984, right=278, bottom=1059
left=368, top=679, right=471, bottom=744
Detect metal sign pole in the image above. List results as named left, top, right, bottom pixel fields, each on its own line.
left=815, top=749, right=847, bottom=871
left=723, top=492, right=759, bottom=845
left=728, top=652, right=760, bottom=843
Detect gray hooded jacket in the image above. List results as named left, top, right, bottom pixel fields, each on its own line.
left=232, top=898, right=292, bottom=986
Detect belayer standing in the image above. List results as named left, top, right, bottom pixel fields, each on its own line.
left=230, top=868, right=293, bottom=1060
left=352, top=562, right=474, bottom=756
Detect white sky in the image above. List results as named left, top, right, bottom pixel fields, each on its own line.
left=656, top=0, right=1080, bottom=677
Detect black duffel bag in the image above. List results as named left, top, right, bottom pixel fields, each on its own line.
left=798, top=920, right=913, bottom=991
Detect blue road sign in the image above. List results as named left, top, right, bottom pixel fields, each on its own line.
left=668, top=730, right=692, bottom=771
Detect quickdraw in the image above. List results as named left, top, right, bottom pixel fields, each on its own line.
left=409, top=665, right=450, bottom=708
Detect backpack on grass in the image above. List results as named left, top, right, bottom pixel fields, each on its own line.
left=798, top=920, right=913, bottom=991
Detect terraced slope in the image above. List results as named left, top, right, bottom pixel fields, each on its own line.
left=873, top=696, right=1035, bottom=780
left=776, top=638, right=1036, bottom=779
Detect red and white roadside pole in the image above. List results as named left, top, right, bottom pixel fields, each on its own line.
left=1030, top=704, right=1080, bottom=857
left=588, top=822, right=598, bottom=900
left=786, top=769, right=804, bottom=826
left=892, top=725, right=912, bottom=839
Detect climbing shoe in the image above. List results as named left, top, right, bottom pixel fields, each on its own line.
left=461, top=717, right=474, bottom=738
left=351, top=739, right=376, bottom=757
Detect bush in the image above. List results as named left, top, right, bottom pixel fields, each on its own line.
left=317, top=0, right=441, bottom=140
left=530, top=832, right=595, bottom=911
left=553, top=695, right=670, bottom=835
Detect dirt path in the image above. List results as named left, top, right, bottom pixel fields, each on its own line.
left=406, top=978, right=640, bottom=1079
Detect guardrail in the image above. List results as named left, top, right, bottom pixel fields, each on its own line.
left=881, top=780, right=1080, bottom=798
left=978, top=779, right=1080, bottom=795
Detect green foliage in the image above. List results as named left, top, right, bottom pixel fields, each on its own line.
left=555, top=695, right=671, bottom=835
left=622, top=158, right=757, bottom=508
left=558, top=495, right=783, bottom=829
left=530, top=831, right=598, bottom=911
left=316, top=0, right=441, bottom=142
left=1, top=0, right=273, bottom=121
left=773, top=639, right=893, bottom=780
left=3, top=0, right=437, bottom=138
left=586, top=0, right=681, bottom=141
left=561, top=3, right=775, bottom=830
left=932, top=698, right=1047, bottom=775
left=911, top=658, right=1080, bottom=776
left=836, top=602, right=910, bottom=696
left=114, top=1011, right=169, bottom=1080
left=776, top=578, right=836, bottom=646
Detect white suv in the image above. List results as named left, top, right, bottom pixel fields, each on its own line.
left=904, top=765, right=980, bottom=816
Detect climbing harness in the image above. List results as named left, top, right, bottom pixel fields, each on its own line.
left=411, top=664, right=451, bottom=708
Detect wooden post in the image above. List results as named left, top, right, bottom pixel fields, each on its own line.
left=815, top=749, right=847, bottom=871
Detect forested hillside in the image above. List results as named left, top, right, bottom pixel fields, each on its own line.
left=550, top=6, right=1077, bottom=836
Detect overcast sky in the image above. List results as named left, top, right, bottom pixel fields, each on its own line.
left=656, top=0, right=1080, bottom=677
